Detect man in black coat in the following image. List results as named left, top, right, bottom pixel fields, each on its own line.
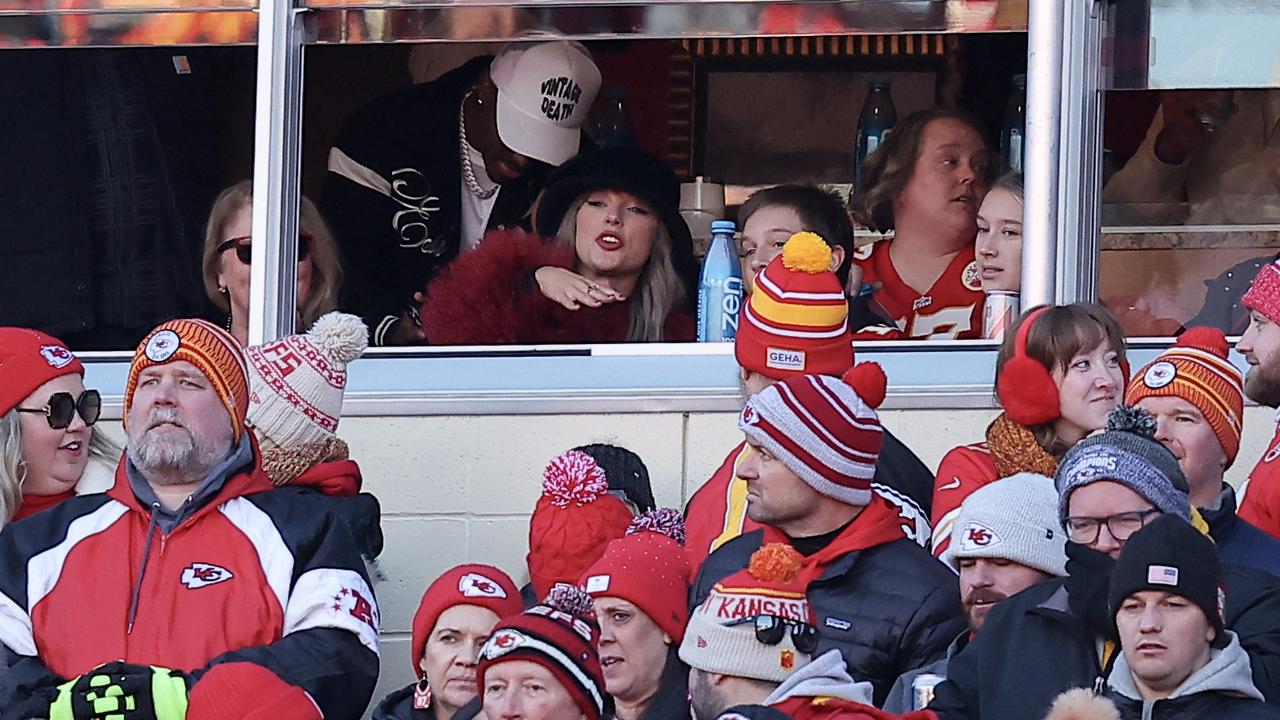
left=322, top=41, right=600, bottom=346
left=930, top=407, right=1280, bottom=720
left=690, top=367, right=964, bottom=707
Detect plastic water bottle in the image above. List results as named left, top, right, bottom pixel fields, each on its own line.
left=854, top=75, right=898, bottom=190
left=697, top=220, right=744, bottom=342
left=589, top=87, right=635, bottom=148
left=1001, top=74, right=1026, bottom=172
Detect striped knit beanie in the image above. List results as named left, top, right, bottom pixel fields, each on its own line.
left=1244, top=260, right=1280, bottom=324
left=125, top=319, right=249, bottom=442
left=679, top=543, right=814, bottom=683
left=736, top=232, right=854, bottom=379
left=478, top=586, right=607, bottom=720
left=1125, top=327, right=1244, bottom=466
left=738, top=364, right=888, bottom=506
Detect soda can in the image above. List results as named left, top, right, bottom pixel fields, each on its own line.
left=983, top=291, right=1020, bottom=341
left=911, top=673, right=944, bottom=710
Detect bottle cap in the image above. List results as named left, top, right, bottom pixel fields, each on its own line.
left=711, top=220, right=736, bottom=234
left=869, top=73, right=892, bottom=89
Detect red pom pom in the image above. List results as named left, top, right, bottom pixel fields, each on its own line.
left=997, top=356, right=1060, bottom=425
left=1176, top=326, right=1230, bottom=360
left=542, top=450, right=609, bottom=508
left=627, top=508, right=686, bottom=545
left=842, top=362, right=887, bottom=409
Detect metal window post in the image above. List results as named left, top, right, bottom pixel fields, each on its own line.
left=1021, top=0, right=1066, bottom=311
left=248, top=0, right=305, bottom=345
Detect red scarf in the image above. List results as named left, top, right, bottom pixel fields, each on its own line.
left=14, top=490, right=76, bottom=521
left=763, top=497, right=907, bottom=587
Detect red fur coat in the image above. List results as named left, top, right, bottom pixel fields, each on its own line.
left=420, top=229, right=694, bottom=345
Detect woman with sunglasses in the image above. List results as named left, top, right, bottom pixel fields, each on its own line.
left=201, top=180, right=345, bottom=346
left=580, top=509, right=692, bottom=720
left=0, top=328, right=119, bottom=526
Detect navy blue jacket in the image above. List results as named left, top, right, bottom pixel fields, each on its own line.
left=1204, top=485, right=1280, bottom=578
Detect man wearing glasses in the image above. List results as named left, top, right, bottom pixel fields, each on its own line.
left=930, top=406, right=1280, bottom=720
left=681, top=543, right=931, bottom=720
left=0, top=319, right=379, bottom=719
left=690, top=369, right=964, bottom=707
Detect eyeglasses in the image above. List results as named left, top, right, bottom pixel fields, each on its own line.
left=1063, top=508, right=1161, bottom=545
left=16, top=390, right=101, bottom=429
left=216, top=232, right=313, bottom=265
left=722, top=614, right=820, bottom=654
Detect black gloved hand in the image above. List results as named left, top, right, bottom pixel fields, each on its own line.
left=49, top=661, right=190, bottom=720
left=1064, top=542, right=1119, bottom=642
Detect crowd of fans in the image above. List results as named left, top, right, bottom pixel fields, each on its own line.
left=5, top=36, right=1280, bottom=720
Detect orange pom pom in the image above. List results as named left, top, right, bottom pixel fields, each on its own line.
left=842, top=362, right=887, bottom=409
left=747, top=543, right=804, bottom=583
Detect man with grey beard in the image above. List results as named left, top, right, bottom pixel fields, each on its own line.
left=0, top=318, right=379, bottom=720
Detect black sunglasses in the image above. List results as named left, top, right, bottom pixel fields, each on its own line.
left=723, top=614, right=820, bottom=654
left=216, top=232, right=313, bottom=265
left=16, top=389, right=101, bottom=429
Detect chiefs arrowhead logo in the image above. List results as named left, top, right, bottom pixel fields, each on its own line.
left=741, top=404, right=759, bottom=427
left=961, top=261, right=982, bottom=291
left=459, top=573, right=508, bottom=599
left=1143, top=361, right=1177, bottom=389
left=180, top=563, right=234, bottom=589
left=697, top=635, right=708, bottom=649
left=780, top=649, right=796, bottom=670
left=482, top=629, right=527, bottom=660
left=39, top=345, right=75, bottom=369
left=960, top=521, right=1001, bottom=551
left=144, top=330, right=181, bottom=362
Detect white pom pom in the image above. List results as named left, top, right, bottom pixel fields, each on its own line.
left=307, top=312, right=368, bottom=364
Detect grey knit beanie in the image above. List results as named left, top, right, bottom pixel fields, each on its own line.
left=945, top=473, right=1067, bottom=577
left=1054, top=406, right=1191, bottom=525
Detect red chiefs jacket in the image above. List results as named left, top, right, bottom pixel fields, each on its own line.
left=1240, top=424, right=1280, bottom=541
left=929, top=443, right=998, bottom=558
left=0, top=437, right=380, bottom=719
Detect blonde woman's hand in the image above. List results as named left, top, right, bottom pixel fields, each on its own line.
left=534, top=266, right=625, bottom=310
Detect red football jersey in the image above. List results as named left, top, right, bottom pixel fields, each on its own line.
left=1239, top=424, right=1280, bottom=541
left=855, top=241, right=983, bottom=340
left=930, top=442, right=999, bottom=558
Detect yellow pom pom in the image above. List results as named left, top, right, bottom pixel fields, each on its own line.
left=747, top=543, right=805, bottom=583
left=780, top=232, right=833, bottom=274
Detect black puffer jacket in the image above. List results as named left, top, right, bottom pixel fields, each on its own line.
left=608, top=649, right=689, bottom=720
left=692, top=514, right=964, bottom=707
left=371, top=683, right=425, bottom=720
left=1106, top=633, right=1280, bottom=719
left=930, top=562, right=1280, bottom=720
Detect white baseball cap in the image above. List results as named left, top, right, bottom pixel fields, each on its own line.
left=489, top=41, right=602, bottom=166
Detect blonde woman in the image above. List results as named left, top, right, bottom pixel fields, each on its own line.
left=419, top=146, right=696, bottom=344
left=0, top=328, right=118, bottom=527
left=201, top=180, right=344, bottom=345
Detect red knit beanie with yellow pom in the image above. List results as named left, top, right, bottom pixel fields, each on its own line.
left=678, top=543, right=815, bottom=682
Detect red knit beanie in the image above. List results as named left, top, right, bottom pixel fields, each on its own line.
left=736, top=232, right=854, bottom=379
left=0, top=327, right=84, bottom=416
left=186, top=663, right=320, bottom=720
left=478, top=586, right=607, bottom=720
left=410, top=564, right=523, bottom=678
left=527, top=450, right=633, bottom=599
left=580, top=508, right=692, bottom=643
left=1244, top=261, right=1280, bottom=324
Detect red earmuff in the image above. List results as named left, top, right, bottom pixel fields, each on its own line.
left=995, top=306, right=1062, bottom=426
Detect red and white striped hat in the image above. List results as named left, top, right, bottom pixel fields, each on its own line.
left=737, top=365, right=888, bottom=506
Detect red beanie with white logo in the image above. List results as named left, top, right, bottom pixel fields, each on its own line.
left=1244, top=261, right=1280, bottom=325
left=410, top=564, right=524, bottom=679
left=527, top=450, right=634, bottom=600
left=679, top=543, right=814, bottom=682
left=478, top=586, right=607, bottom=720
left=738, top=365, right=888, bottom=506
left=580, top=508, right=692, bottom=643
left=0, top=327, right=84, bottom=416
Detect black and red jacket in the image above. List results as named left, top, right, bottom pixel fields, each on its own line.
left=0, top=435, right=380, bottom=719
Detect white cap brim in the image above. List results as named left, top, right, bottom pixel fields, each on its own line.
left=496, top=87, right=581, bottom=167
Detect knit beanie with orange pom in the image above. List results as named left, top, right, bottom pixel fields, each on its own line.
left=1124, top=326, right=1244, bottom=467
left=739, top=364, right=888, bottom=506
left=679, top=543, right=814, bottom=682
left=736, top=231, right=855, bottom=379
left=527, top=450, right=635, bottom=599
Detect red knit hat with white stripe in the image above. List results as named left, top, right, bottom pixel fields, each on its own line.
left=478, top=586, right=608, bottom=720
left=527, top=450, right=634, bottom=599
left=1244, top=261, right=1280, bottom=324
left=1124, top=327, right=1244, bottom=466
left=580, top=508, right=692, bottom=643
left=738, top=364, right=888, bottom=506
left=736, top=232, right=854, bottom=379
left=125, top=319, right=249, bottom=442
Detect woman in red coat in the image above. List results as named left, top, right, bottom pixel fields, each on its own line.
left=420, top=146, right=695, bottom=345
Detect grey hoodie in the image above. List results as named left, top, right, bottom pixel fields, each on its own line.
left=1107, top=632, right=1278, bottom=720
left=764, top=649, right=875, bottom=707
